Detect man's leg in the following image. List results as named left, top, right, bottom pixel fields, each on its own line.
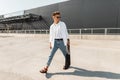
left=59, top=40, right=67, bottom=58
left=40, top=40, right=58, bottom=73
left=58, top=40, right=70, bottom=69
left=47, top=41, right=58, bottom=67
left=66, top=44, right=71, bottom=66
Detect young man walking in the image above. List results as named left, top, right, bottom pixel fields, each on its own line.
left=40, top=11, right=70, bottom=73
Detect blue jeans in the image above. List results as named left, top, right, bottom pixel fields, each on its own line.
left=47, top=39, right=67, bottom=67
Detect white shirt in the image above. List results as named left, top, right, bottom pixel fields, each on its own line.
left=49, top=21, right=69, bottom=47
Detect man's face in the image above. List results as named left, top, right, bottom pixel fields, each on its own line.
left=52, top=14, right=61, bottom=22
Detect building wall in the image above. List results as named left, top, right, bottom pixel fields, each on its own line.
left=0, top=0, right=120, bottom=30
left=25, top=0, right=120, bottom=29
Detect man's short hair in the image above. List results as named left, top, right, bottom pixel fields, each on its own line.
left=52, top=11, right=60, bottom=16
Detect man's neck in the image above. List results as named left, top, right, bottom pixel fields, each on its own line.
left=54, top=21, right=60, bottom=24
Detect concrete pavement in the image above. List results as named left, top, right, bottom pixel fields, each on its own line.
left=0, top=35, right=120, bottom=80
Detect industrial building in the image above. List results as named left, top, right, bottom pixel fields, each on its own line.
left=0, top=0, right=120, bottom=34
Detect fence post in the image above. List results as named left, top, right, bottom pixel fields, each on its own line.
left=47, top=30, right=48, bottom=34
left=91, top=29, right=93, bottom=35
left=105, top=28, right=107, bottom=35
left=24, top=30, right=26, bottom=34
left=16, top=30, right=18, bottom=33
left=34, top=30, right=35, bottom=34
left=40, top=30, right=41, bottom=34
left=70, top=30, right=71, bottom=34
left=79, top=29, right=81, bottom=35
left=45, top=30, right=47, bottom=34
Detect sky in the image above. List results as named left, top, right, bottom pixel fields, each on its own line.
left=0, top=0, right=68, bottom=15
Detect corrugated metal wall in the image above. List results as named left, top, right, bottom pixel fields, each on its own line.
left=25, top=0, right=120, bottom=29
left=0, top=0, right=120, bottom=30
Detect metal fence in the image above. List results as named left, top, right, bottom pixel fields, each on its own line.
left=0, top=28, right=120, bottom=35
left=68, top=28, right=120, bottom=35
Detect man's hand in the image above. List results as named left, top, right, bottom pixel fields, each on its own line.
left=50, top=42, right=52, bottom=49
left=67, top=39, right=70, bottom=46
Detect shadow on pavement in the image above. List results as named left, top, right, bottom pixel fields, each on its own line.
left=45, top=66, right=120, bottom=79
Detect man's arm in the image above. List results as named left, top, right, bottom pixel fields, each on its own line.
left=49, top=26, right=52, bottom=49
left=64, top=23, right=70, bottom=46
left=49, top=41, right=52, bottom=49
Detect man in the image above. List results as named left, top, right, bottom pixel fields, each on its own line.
left=40, top=11, right=70, bottom=73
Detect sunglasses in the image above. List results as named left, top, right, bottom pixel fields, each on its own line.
left=56, top=16, right=61, bottom=19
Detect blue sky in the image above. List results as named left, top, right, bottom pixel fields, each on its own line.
left=0, top=0, right=68, bottom=15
